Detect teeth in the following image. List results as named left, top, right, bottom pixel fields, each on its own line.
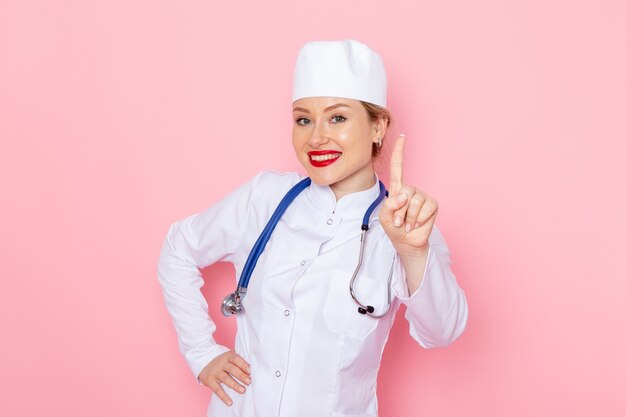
left=310, top=153, right=341, bottom=161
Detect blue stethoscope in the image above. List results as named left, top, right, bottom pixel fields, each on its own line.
left=221, top=177, right=396, bottom=318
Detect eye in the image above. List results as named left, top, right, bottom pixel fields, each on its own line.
left=331, top=115, right=346, bottom=123
left=295, top=117, right=311, bottom=126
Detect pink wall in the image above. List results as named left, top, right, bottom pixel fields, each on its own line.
left=1, top=0, right=625, bottom=416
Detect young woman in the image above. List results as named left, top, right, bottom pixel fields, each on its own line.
left=157, top=39, right=468, bottom=417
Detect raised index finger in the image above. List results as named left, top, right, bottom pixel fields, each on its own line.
left=389, top=134, right=406, bottom=196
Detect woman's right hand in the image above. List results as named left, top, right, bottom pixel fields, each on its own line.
left=198, top=350, right=252, bottom=406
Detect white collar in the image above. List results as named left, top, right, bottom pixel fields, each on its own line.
left=307, top=172, right=384, bottom=220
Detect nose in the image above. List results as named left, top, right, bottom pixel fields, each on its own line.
left=307, top=119, right=330, bottom=148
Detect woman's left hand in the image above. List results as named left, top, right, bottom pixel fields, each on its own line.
left=379, top=134, right=438, bottom=257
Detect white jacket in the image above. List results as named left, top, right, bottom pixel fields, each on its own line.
left=157, top=170, right=468, bottom=417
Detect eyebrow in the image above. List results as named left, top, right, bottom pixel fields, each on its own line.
left=292, top=103, right=352, bottom=114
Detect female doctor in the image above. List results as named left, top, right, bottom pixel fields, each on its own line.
left=157, top=39, right=468, bottom=417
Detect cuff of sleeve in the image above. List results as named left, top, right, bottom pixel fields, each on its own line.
left=189, top=344, right=232, bottom=385
left=394, top=244, right=468, bottom=348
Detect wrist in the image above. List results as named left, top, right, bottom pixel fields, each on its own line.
left=397, top=243, right=430, bottom=260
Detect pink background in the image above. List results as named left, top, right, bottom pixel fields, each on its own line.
left=1, top=0, right=625, bottom=416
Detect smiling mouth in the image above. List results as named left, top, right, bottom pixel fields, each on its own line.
left=307, top=151, right=342, bottom=167
left=309, top=153, right=341, bottom=162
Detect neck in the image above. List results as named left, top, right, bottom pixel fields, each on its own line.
left=330, top=165, right=377, bottom=201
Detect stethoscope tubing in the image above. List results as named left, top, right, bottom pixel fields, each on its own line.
left=349, top=228, right=396, bottom=318
left=222, top=176, right=395, bottom=318
left=239, top=177, right=312, bottom=289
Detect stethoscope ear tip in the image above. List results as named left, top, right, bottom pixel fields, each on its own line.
left=357, top=305, right=375, bottom=315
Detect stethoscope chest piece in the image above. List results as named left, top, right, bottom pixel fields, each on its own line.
left=221, top=287, right=247, bottom=316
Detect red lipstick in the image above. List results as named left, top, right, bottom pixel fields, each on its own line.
left=308, top=150, right=342, bottom=167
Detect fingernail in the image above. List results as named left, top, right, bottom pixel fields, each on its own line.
left=239, top=386, right=245, bottom=393
left=227, top=400, right=233, bottom=406
left=405, top=223, right=412, bottom=233
left=394, top=216, right=402, bottom=227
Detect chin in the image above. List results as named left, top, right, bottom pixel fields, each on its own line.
left=311, top=178, right=333, bottom=187
left=304, top=169, right=338, bottom=186
left=314, top=173, right=346, bottom=188
left=300, top=155, right=348, bottom=186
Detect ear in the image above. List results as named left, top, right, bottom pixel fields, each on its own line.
left=371, top=115, right=388, bottom=142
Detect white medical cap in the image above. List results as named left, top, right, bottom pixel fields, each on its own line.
left=292, top=39, right=387, bottom=108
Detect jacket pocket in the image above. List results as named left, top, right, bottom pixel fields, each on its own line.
left=322, top=268, right=381, bottom=340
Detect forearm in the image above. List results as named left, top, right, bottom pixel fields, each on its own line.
left=397, top=244, right=430, bottom=297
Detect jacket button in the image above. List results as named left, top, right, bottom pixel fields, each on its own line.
left=284, top=309, right=290, bottom=316
left=300, top=260, right=306, bottom=266
left=275, top=371, right=281, bottom=377
left=327, top=218, right=333, bottom=225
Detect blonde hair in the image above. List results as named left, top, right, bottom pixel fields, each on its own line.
left=360, top=101, right=392, bottom=159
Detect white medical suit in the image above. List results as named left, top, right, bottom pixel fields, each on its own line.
left=157, top=170, right=468, bottom=417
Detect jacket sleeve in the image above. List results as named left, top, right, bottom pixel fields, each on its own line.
left=156, top=172, right=264, bottom=384
left=391, top=224, right=469, bottom=348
